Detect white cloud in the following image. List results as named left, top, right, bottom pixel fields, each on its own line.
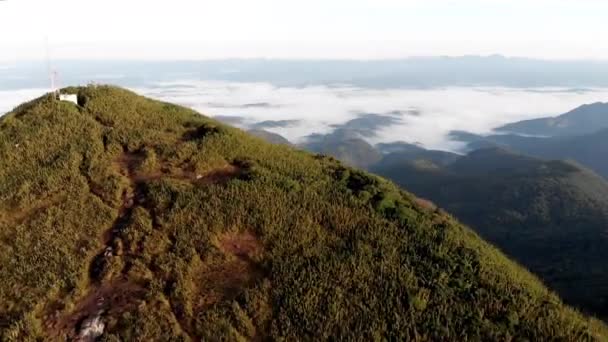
left=3, top=81, right=608, bottom=151
left=0, top=88, right=48, bottom=114
left=133, top=81, right=608, bottom=150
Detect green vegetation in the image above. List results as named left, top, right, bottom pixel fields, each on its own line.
left=0, top=86, right=607, bottom=340
left=373, top=147, right=608, bottom=320
left=497, top=102, right=608, bottom=137
left=452, top=128, right=608, bottom=179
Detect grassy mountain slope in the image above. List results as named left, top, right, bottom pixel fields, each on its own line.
left=373, top=147, right=608, bottom=319
left=497, top=102, right=608, bottom=137
left=0, top=86, right=606, bottom=340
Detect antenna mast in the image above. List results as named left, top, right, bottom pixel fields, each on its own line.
left=45, top=37, right=58, bottom=96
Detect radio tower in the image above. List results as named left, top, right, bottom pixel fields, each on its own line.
left=46, top=37, right=58, bottom=97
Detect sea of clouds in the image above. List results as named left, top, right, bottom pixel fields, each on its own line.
left=135, top=81, right=608, bottom=151
left=2, top=81, right=608, bottom=151
left=0, top=88, right=50, bottom=114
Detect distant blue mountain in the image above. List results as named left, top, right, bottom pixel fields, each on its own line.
left=4, top=56, right=608, bottom=90
left=497, top=102, right=608, bottom=137
left=450, top=102, right=608, bottom=179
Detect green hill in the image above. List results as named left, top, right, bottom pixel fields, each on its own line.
left=302, top=129, right=382, bottom=169
left=373, top=147, right=608, bottom=320
left=0, top=86, right=606, bottom=340
left=451, top=101, right=608, bottom=180
left=247, top=129, right=292, bottom=145
left=497, top=102, right=608, bottom=137
left=451, top=129, right=608, bottom=179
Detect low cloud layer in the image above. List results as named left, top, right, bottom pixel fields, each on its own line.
left=2, top=81, right=608, bottom=152
left=0, top=88, right=49, bottom=114
left=135, top=81, right=608, bottom=151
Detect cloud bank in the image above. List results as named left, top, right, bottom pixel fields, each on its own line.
left=0, top=88, right=49, bottom=115
left=135, top=81, right=608, bottom=151
left=2, top=82, right=608, bottom=152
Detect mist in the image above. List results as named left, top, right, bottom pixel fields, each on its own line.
left=0, top=88, right=49, bottom=114
left=135, top=81, right=608, bottom=151
left=2, top=81, right=607, bottom=152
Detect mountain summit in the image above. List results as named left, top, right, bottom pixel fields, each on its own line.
left=0, top=86, right=605, bottom=340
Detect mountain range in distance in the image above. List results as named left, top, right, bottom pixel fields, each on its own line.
left=5, top=56, right=608, bottom=90
left=242, top=101, right=608, bottom=180
left=449, top=102, right=608, bottom=179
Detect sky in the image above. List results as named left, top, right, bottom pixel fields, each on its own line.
left=1, top=0, right=607, bottom=61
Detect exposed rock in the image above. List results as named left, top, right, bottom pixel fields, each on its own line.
left=78, top=313, right=105, bottom=341
left=103, top=247, right=113, bottom=257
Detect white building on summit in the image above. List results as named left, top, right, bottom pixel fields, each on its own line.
left=59, top=93, right=78, bottom=104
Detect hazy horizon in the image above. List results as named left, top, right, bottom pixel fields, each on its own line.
left=3, top=58, right=608, bottom=92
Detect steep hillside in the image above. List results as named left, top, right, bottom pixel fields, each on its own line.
left=0, top=86, right=606, bottom=340
left=373, top=147, right=608, bottom=319
left=497, top=102, right=608, bottom=137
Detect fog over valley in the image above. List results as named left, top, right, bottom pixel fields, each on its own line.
left=3, top=78, right=608, bottom=151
